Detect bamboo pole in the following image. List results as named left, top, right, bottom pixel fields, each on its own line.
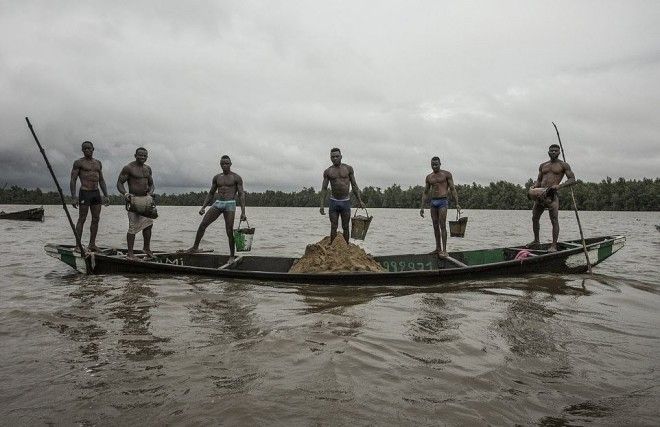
left=26, top=117, right=89, bottom=272
left=552, top=122, right=592, bottom=274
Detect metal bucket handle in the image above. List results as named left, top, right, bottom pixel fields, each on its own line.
left=353, top=207, right=371, bottom=218
left=455, top=208, right=462, bottom=221
left=238, top=218, right=250, bottom=229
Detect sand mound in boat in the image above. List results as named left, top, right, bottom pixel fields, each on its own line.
left=289, top=236, right=385, bottom=273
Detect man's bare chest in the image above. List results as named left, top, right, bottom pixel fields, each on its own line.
left=428, top=174, right=447, bottom=185
left=328, top=168, right=349, bottom=180
left=80, top=160, right=100, bottom=173
left=541, top=163, right=564, bottom=175
left=215, top=175, right=236, bottom=187
left=129, top=166, right=150, bottom=179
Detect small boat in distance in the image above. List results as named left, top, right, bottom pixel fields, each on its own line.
left=0, top=207, right=44, bottom=222
left=45, top=235, right=625, bottom=285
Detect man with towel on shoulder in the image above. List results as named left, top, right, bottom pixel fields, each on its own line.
left=527, top=143, right=576, bottom=252
left=420, top=156, right=460, bottom=258
left=319, top=147, right=366, bottom=244
left=185, top=155, right=246, bottom=260
left=117, top=147, right=156, bottom=259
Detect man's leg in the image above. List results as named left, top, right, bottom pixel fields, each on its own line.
left=75, top=204, right=89, bottom=248
left=430, top=206, right=441, bottom=253
left=438, top=207, right=448, bottom=256
left=142, top=225, right=153, bottom=257
left=127, top=233, right=136, bottom=259
left=223, top=210, right=236, bottom=257
left=528, top=202, right=544, bottom=247
left=187, top=207, right=222, bottom=252
left=88, top=204, right=101, bottom=251
left=340, top=208, right=351, bottom=243
left=548, top=199, right=560, bottom=251
left=329, top=209, right=339, bottom=243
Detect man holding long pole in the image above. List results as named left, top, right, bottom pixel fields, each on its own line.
left=527, top=143, right=576, bottom=252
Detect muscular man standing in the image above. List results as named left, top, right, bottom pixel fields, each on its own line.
left=186, top=155, right=246, bottom=258
left=528, top=144, right=576, bottom=251
left=70, top=141, right=109, bottom=252
left=419, top=156, right=460, bottom=257
left=319, top=148, right=365, bottom=243
left=117, top=147, right=155, bottom=259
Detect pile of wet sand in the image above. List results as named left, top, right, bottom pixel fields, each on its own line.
left=289, top=236, right=385, bottom=273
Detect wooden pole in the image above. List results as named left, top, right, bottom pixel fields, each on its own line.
left=25, top=117, right=89, bottom=271
left=552, top=122, right=592, bottom=274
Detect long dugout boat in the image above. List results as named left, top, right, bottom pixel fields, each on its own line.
left=0, top=207, right=44, bottom=222
left=44, top=235, right=625, bottom=285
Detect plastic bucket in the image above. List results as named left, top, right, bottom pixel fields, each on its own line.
left=449, top=210, right=468, bottom=237
left=350, top=208, right=373, bottom=240
left=234, top=219, right=255, bottom=252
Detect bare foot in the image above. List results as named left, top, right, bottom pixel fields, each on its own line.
left=87, top=244, right=100, bottom=252
left=438, top=251, right=448, bottom=258
left=548, top=245, right=558, bottom=252
left=525, top=240, right=540, bottom=248
left=143, top=249, right=154, bottom=258
left=428, top=249, right=440, bottom=255
left=126, top=253, right=138, bottom=260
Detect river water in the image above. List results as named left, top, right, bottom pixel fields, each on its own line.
left=1, top=205, right=658, bottom=425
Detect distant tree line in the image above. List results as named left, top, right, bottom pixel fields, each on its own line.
left=1, top=177, right=657, bottom=211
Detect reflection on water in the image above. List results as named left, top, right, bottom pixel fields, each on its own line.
left=1, top=207, right=658, bottom=424
left=189, top=283, right=264, bottom=347
left=110, top=278, right=173, bottom=361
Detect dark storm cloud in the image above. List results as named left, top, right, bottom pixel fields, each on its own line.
left=1, top=0, right=658, bottom=193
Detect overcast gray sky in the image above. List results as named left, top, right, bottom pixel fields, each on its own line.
left=1, top=0, right=658, bottom=193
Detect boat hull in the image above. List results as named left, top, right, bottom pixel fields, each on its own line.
left=0, top=207, right=44, bottom=222
left=44, top=236, right=625, bottom=285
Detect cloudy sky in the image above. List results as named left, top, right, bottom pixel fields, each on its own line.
left=1, top=0, right=658, bottom=194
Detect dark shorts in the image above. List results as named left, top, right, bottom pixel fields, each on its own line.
left=79, top=189, right=102, bottom=206
left=431, top=197, right=448, bottom=209
left=329, top=198, right=351, bottom=214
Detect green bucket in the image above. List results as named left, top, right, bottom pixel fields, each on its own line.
left=233, top=219, right=255, bottom=252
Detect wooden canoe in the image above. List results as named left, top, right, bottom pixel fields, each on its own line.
left=0, top=207, right=44, bottom=222
left=44, top=235, right=625, bottom=285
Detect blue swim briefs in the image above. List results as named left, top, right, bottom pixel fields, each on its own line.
left=431, top=197, right=448, bottom=209
left=212, top=199, right=236, bottom=212
left=329, top=197, right=351, bottom=213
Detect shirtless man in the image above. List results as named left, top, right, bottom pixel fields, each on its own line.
left=117, top=147, right=155, bottom=259
left=528, top=144, right=576, bottom=251
left=186, top=155, right=246, bottom=258
left=419, top=156, right=460, bottom=257
left=319, top=148, right=365, bottom=243
left=70, top=140, right=109, bottom=252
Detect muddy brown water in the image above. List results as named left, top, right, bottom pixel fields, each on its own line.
left=1, top=206, right=658, bottom=425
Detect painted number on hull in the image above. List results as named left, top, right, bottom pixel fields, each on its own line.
left=381, top=260, right=433, bottom=272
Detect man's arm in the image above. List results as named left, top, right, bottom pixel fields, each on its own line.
left=447, top=173, right=460, bottom=210
left=200, top=177, right=218, bottom=214
left=533, top=165, right=543, bottom=188
left=348, top=166, right=365, bottom=208
left=70, top=160, right=80, bottom=208
left=319, top=170, right=329, bottom=215
left=117, top=166, right=130, bottom=200
left=146, top=166, right=155, bottom=195
left=557, top=162, right=576, bottom=190
left=236, top=175, right=246, bottom=221
left=97, top=161, right=109, bottom=206
left=420, top=176, right=430, bottom=217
